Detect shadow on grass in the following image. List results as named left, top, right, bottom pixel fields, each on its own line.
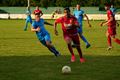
left=0, top=55, right=120, bottom=80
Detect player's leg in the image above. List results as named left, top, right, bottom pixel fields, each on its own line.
left=78, top=31, right=91, bottom=48
left=64, top=35, right=75, bottom=62
left=109, top=27, right=120, bottom=45
left=45, top=34, right=60, bottom=57
left=76, top=26, right=90, bottom=48
left=29, top=17, right=32, bottom=24
left=24, top=19, right=29, bottom=31
left=72, top=35, right=85, bottom=63
left=106, top=31, right=112, bottom=50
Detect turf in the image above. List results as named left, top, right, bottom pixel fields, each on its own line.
left=0, top=20, right=120, bottom=80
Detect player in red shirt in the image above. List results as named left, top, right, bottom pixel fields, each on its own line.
left=100, top=3, right=120, bottom=50
left=54, top=7, right=85, bottom=63
left=33, top=6, right=43, bottom=17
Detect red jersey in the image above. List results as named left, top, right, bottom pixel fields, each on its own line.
left=107, top=10, right=116, bottom=27
left=55, top=15, right=79, bottom=35
left=33, top=9, right=42, bottom=14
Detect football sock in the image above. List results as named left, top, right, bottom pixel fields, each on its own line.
left=68, top=44, right=74, bottom=56
left=48, top=46, right=59, bottom=56
left=114, top=38, right=120, bottom=44
left=80, top=35, right=89, bottom=45
left=107, top=35, right=112, bottom=46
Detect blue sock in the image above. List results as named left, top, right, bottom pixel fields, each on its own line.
left=81, top=35, right=89, bottom=45
left=48, top=46, right=59, bottom=56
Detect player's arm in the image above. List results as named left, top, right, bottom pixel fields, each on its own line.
left=40, top=12, right=43, bottom=17
left=44, top=21, right=53, bottom=26
left=84, top=14, right=91, bottom=27
left=31, top=22, right=40, bottom=32
left=31, top=27, right=40, bottom=32
left=54, top=17, right=62, bottom=35
left=54, top=21, right=58, bottom=35
left=101, top=15, right=113, bottom=26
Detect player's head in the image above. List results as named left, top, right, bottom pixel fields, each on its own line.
left=64, top=7, right=71, bottom=18
left=36, top=6, right=39, bottom=10
left=76, top=4, right=81, bottom=10
left=111, top=4, right=114, bottom=8
left=104, top=3, right=111, bottom=10
left=35, top=13, right=40, bottom=21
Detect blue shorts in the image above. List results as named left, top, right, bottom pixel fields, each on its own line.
left=77, top=25, right=83, bottom=34
left=39, top=34, right=51, bottom=46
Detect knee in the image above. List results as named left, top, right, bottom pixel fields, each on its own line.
left=46, top=41, right=52, bottom=47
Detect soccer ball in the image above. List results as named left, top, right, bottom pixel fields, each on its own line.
left=62, top=65, right=71, bottom=74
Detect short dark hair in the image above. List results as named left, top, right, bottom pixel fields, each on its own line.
left=64, top=7, right=70, bottom=12
left=104, top=3, right=111, bottom=7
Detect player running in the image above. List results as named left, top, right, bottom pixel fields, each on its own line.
left=100, top=3, right=120, bottom=50
left=73, top=4, right=91, bottom=48
left=24, top=6, right=32, bottom=31
left=54, top=7, right=85, bottom=63
left=31, top=13, right=60, bottom=57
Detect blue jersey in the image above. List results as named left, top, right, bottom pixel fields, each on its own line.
left=110, top=7, right=117, bottom=16
left=32, top=18, right=50, bottom=41
left=26, top=10, right=32, bottom=23
left=26, top=10, right=32, bottom=19
left=73, top=10, right=84, bottom=26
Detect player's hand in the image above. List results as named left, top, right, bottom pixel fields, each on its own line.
left=55, top=30, right=58, bottom=36
left=88, top=23, right=92, bottom=27
left=36, top=27, right=40, bottom=32
left=100, top=22, right=104, bottom=27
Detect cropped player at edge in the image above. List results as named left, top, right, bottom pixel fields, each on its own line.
left=24, top=6, right=32, bottom=31
left=100, top=3, right=120, bottom=50
left=54, top=7, right=85, bottom=63
left=31, top=13, right=60, bottom=57
left=73, top=4, right=91, bottom=48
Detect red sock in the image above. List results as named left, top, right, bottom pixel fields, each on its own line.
left=107, top=36, right=112, bottom=46
left=68, top=44, right=74, bottom=56
left=76, top=46, right=83, bottom=58
left=114, top=38, right=120, bottom=44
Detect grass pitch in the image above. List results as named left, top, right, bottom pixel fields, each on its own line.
left=0, top=20, right=120, bottom=80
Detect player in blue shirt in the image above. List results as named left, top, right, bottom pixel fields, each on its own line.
left=24, top=6, right=32, bottom=31
left=110, top=5, right=117, bottom=16
left=73, top=4, right=91, bottom=48
left=110, top=5, right=119, bottom=27
left=31, top=13, right=60, bottom=57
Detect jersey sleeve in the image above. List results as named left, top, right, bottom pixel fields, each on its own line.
left=55, top=17, right=63, bottom=23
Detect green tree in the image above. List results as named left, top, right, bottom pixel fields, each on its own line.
left=56, top=0, right=71, bottom=7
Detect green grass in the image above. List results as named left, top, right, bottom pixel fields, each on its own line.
left=0, top=20, right=120, bottom=80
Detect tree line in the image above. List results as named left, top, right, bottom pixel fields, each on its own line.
left=0, top=0, right=120, bottom=8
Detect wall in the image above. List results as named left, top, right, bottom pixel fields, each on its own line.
left=0, top=14, right=120, bottom=20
